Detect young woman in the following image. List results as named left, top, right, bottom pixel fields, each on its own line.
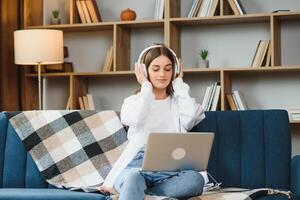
left=101, top=45, right=206, bottom=200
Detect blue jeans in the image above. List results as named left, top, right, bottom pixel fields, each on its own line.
left=114, top=150, right=204, bottom=200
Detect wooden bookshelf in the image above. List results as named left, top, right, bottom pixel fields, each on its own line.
left=22, top=0, right=300, bottom=117
left=170, top=13, right=271, bottom=25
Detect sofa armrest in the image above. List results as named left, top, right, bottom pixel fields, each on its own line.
left=291, top=155, right=300, bottom=198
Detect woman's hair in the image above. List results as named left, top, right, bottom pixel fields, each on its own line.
left=136, top=45, right=175, bottom=95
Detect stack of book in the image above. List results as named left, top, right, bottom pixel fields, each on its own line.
left=78, top=94, right=96, bottom=110
left=226, top=90, right=248, bottom=110
left=251, top=40, right=272, bottom=68
left=76, top=0, right=102, bottom=23
left=101, top=46, right=114, bottom=72
left=187, top=0, right=219, bottom=18
left=154, top=0, right=164, bottom=19
left=227, top=0, right=246, bottom=15
left=289, top=109, right=300, bottom=121
left=201, top=82, right=221, bottom=111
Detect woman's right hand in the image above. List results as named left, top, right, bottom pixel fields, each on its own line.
left=135, top=63, right=148, bottom=85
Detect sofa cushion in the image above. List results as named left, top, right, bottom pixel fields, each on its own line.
left=1, top=114, right=47, bottom=188
left=0, top=189, right=107, bottom=200
left=191, top=110, right=291, bottom=190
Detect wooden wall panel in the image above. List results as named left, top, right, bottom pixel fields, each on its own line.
left=0, top=0, right=21, bottom=111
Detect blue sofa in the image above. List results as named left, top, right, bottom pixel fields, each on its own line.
left=0, top=110, right=299, bottom=200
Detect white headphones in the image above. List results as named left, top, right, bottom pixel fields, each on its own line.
left=137, top=44, right=180, bottom=79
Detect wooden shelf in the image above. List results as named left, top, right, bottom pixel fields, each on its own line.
left=25, top=22, right=114, bottom=32
left=25, top=20, right=164, bottom=31
left=26, top=72, right=73, bottom=78
left=170, top=13, right=271, bottom=26
left=25, top=65, right=300, bottom=78
left=116, top=20, right=164, bottom=28
left=223, top=65, right=300, bottom=72
left=185, top=65, right=300, bottom=72
left=273, top=11, right=300, bottom=20
left=73, top=71, right=135, bottom=77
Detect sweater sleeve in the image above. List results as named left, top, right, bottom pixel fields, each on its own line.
left=120, top=81, right=154, bottom=128
left=172, top=78, right=205, bottom=130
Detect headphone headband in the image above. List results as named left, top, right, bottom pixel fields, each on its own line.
left=137, top=44, right=180, bottom=77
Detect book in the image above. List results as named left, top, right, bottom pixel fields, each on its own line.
left=205, top=0, right=214, bottom=17
left=289, top=109, right=300, bottom=114
left=107, top=46, right=114, bottom=71
left=85, top=0, right=102, bottom=23
left=211, top=85, right=221, bottom=111
left=208, top=0, right=219, bottom=17
left=232, top=90, right=248, bottom=110
left=83, top=96, right=89, bottom=110
left=102, top=46, right=114, bottom=72
left=80, top=0, right=92, bottom=23
left=289, top=110, right=300, bottom=121
left=86, top=94, right=95, bottom=110
left=199, top=0, right=211, bottom=17
left=104, top=46, right=114, bottom=72
left=231, top=92, right=241, bottom=110
left=251, top=40, right=262, bottom=67
left=102, top=48, right=110, bottom=71
left=78, top=96, right=85, bottom=110
left=251, top=40, right=270, bottom=68
left=76, top=0, right=87, bottom=23
left=264, top=42, right=272, bottom=67
left=158, top=0, right=165, bottom=19
left=91, top=0, right=102, bottom=22
left=201, top=85, right=212, bottom=111
left=197, top=0, right=205, bottom=17
left=188, top=0, right=199, bottom=18
left=194, top=0, right=203, bottom=17
left=188, top=0, right=197, bottom=18
left=233, top=0, right=245, bottom=15
left=226, top=94, right=237, bottom=110
left=227, top=0, right=240, bottom=15
left=206, top=82, right=218, bottom=111
left=258, top=40, right=270, bottom=67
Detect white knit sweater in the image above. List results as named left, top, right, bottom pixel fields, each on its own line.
left=103, top=78, right=206, bottom=187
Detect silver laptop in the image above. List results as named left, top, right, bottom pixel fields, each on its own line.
left=141, top=132, right=214, bottom=172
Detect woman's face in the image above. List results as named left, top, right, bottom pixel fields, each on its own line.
left=148, top=55, right=173, bottom=90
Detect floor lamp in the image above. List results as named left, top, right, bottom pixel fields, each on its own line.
left=14, top=29, right=64, bottom=110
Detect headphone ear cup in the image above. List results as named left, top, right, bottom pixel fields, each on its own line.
left=173, top=64, right=179, bottom=79
left=142, top=64, right=147, bottom=78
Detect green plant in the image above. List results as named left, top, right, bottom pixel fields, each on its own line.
left=52, top=10, right=60, bottom=18
left=199, top=49, right=209, bottom=60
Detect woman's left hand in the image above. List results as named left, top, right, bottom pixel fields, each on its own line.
left=98, top=186, right=118, bottom=195
left=177, top=59, right=184, bottom=78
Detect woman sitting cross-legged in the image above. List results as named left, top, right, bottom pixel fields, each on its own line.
left=100, top=45, right=206, bottom=200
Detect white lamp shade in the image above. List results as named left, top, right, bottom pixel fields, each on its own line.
left=14, top=29, right=64, bottom=65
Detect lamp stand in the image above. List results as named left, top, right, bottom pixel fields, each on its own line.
left=37, top=62, right=43, bottom=110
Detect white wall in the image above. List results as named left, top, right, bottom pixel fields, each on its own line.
left=181, top=23, right=270, bottom=68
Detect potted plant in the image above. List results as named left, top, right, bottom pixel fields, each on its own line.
left=198, top=49, right=209, bottom=68
left=51, top=10, right=61, bottom=25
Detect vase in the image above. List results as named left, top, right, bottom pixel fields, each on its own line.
left=198, top=59, right=209, bottom=68
left=50, top=18, right=61, bottom=25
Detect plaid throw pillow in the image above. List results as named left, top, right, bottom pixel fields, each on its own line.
left=8, top=110, right=128, bottom=191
